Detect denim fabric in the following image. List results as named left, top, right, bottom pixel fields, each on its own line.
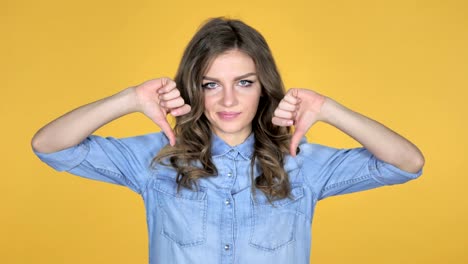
left=34, top=132, right=422, bottom=264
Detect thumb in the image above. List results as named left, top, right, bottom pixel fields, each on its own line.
left=154, top=117, right=176, bottom=146
left=289, top=127, right=305, bottom=157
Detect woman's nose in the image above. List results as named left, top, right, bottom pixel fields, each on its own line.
left=221, top=87, right=238, bottom=107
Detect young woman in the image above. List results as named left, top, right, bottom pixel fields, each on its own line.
left=32, top=17, right=424, bottom=264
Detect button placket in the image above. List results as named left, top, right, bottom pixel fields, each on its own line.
left=217, top=157, right=236, bottom=260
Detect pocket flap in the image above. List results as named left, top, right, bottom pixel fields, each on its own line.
left=252, top=185, right=304, bottom=206
left=155, top=178, right=206, bottom=200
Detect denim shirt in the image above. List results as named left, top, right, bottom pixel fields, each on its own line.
left=34, top=132, right=422, bottom=264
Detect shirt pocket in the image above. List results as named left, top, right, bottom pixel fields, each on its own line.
left=249, top=185, right=304, bottom=251
left=155, top=178, right=207, bottom=247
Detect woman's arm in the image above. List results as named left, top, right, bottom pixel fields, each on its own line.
left=319, top=97, right=424, bottom=173
left=31, top=78, right=191, bottom=153
left=272, top=88, right=424, bottom=173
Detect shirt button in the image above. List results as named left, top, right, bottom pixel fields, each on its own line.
left=224, top=244, right=230, bottom=250
left=224, top=199, right=231, bottom=206
left=227, top=172, right=233, bottom=177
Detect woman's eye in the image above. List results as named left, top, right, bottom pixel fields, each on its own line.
left=239, top=80, right=254, bottom=87
left=202, top=82, right=218, bottom=89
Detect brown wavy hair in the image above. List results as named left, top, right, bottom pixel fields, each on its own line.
left=153, top=17, right=292, bottom=202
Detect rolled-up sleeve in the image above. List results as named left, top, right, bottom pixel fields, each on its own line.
left=33, top=132, right=168, bottom=194
left=298, top=143, right=423, bottom=201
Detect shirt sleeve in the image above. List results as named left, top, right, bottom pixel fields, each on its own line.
left=33, top=132, right=169, bottom=194
left=297, top=142, right=423, bottom=201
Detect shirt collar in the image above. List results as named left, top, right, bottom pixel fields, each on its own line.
left=211, top=133, right=255, bottom=160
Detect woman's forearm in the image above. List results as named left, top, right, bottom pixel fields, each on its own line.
left=31, top=87, right=138, bottom=154
left=320, top=97, right=425, bottom=173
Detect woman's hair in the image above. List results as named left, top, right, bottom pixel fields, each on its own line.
left=153, top=17, right=292, bottom=202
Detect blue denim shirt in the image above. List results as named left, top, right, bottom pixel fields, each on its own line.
left=34, top=132, right=422, bottom=264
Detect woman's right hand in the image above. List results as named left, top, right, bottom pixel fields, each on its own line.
left=133, top=77, right=191, bottom=146
left=31, top=77, right=191, bottom=153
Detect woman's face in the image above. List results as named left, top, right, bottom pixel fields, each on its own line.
left=202, top=49, right=262, bottom=146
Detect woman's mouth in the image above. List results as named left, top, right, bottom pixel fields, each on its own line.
left=217, top=111, right=241, bottom=120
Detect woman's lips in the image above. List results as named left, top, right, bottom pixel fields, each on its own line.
left=217, top=111, right=241, bottom=120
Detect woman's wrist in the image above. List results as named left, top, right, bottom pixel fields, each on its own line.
left=116, top=86, right=141, bottom=114
left=316, top=97, right=341, bottom=124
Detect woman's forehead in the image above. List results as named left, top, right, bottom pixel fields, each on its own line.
left=203, top=50, right=256, bottom=78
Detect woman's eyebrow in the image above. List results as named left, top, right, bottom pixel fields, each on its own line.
left=202, top=72, right=257, bottom=82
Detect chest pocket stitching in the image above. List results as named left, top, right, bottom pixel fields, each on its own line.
left=252, top=186, right=304, bottom=206
left=154, top=179, right=207, bottom=247
left=249, top=185, right=305, bottom=251
left=155, top=180, right=207, bottom=200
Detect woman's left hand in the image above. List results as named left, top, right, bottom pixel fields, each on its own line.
left=272, top=88, right=326, bottom=156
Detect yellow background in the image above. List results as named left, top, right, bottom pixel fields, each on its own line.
left=2, top=0, right=467, bottom=263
